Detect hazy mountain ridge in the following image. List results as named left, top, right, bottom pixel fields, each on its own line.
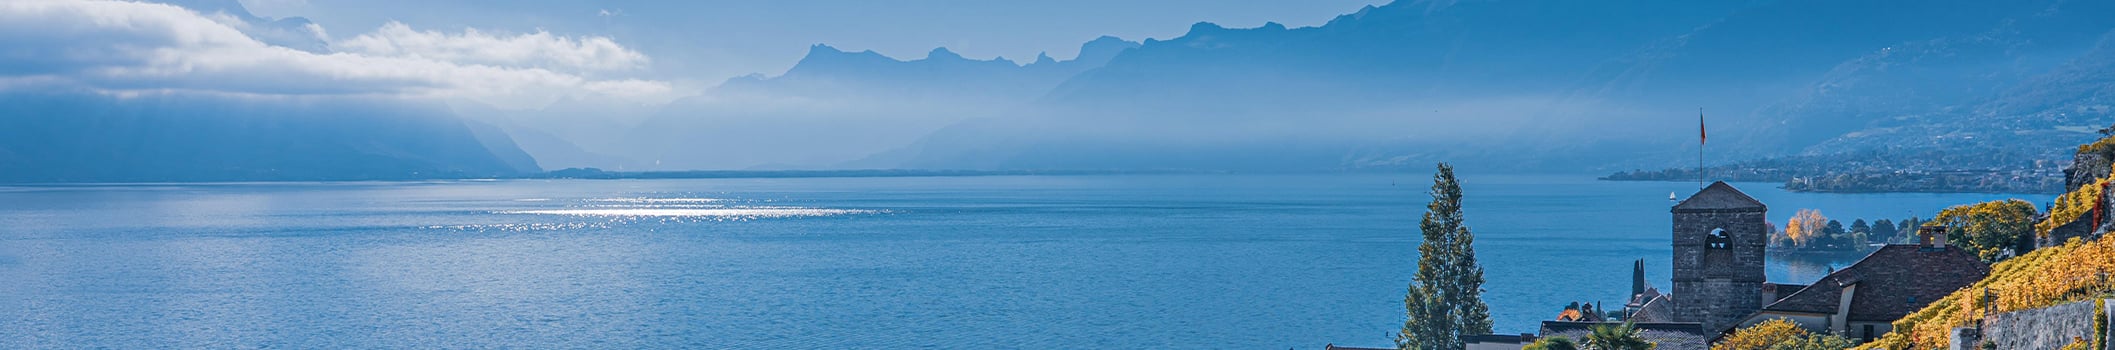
left=614, top=36, right=1141, bottom=170
left=873, top=0, right=2115, bottom=172
left=888, top=0, right=1757, bottom=171
left=717, top=36, right=1138, bottom=101
left=157, top=0, right=331, bottom=53
left=1741, top=0, right=2115, bottom=158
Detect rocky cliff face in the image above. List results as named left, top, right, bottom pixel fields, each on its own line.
left=2068, top=152, right=2111, bottom=192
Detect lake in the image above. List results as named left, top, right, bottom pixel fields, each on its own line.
left=0, top=174, right=2045, bottom=349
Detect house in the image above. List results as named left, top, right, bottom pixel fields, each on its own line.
left=1735, top=227, right=1990, bottom=343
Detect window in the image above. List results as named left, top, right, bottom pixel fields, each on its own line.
left=1707, top=228, right=1731, bottom=249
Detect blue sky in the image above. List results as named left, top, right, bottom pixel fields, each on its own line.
left=241, top=0, right=1387, bottom=85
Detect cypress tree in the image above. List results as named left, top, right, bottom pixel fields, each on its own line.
left=1398, top=163, right=1493, bottom=350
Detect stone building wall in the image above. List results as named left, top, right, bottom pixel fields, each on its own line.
left=1981, top=299, right=2108, bottom=350
left=1671, top=209, right=1768, bottom=332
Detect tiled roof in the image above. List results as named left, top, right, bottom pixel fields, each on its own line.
left=1630, top=293, right=1677, bottom=323
left=1673, top=182, right=1766, bottom=212
left=1628, top=287, right=1663, bottom=308
left=1763, top=283, right=1806, bottom=303
left=1758, top=244, right=1990, bottom=321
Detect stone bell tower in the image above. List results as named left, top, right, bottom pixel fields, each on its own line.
left=1670, top=181, right=1768, bottom=333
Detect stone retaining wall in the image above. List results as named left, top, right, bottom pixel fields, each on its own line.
left=1982, top=299, right=2109, bottom=350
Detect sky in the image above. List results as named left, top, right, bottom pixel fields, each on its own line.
left=239, top=0, right=1389, bottom=87
left=0, top=0, right=1386, bottom=110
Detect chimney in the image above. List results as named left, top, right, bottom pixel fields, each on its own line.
left=1760, top=283, right=1778, bottom=307
left=1918, top=226, right=1948, bottom=249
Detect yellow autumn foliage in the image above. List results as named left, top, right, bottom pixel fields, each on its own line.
left=2060, top=337, right=2090, bottom=350
left=2040, top=178, right=2104, bottom=238
left=1713, top=318, right=1809, bottom=350
left=1785, top=209, right=1827, bottom=247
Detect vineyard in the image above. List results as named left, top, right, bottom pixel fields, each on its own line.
left=1856, top=233, right=2115, bottom=349
left=2039, top=163, right=2111, bottom=238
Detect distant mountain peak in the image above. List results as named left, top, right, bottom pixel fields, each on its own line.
left=1082, top=35, right=1134, bottom=49
left=158, top=0, right=259, bottom=21
left=798, top=44, right=889, bottom=63
left=926, top=47, right=964, bottom=61
left=1188, top=22, right=1228, bottom=33
left=1034, top=52, right=1057, bottom=65
left=1075, top=36, right=1141, bottom=63
left=157, top=0, right=328, bottom=52
left=807, top=43, right=845, bottom=55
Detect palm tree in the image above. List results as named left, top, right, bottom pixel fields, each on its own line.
left=1583, top=322, right=1655, bottom=350
left=1524, top=336, right=1579, bottom=350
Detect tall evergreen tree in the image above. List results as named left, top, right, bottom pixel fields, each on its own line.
left=1848, top=219, right=1871, bottom=247
left=1399, top=288, right=1444, bottom=350
left=1821, top=220, right=1847, bottom=248
left=1398, top=163, right=1494, bottom=350
left=1871, top=219, right=1897, bottom=244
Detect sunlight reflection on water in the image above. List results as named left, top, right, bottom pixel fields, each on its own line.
left=498, top=208, right=878, bottom=218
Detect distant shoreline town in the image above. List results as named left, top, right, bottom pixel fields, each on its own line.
left=1601, top=167, right=2064, bottom=194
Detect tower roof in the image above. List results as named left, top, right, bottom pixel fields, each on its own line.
left=1672, top=181, right=1766, bottom=213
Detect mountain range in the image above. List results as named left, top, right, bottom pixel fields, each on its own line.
left=865, top=0, right=2115, bottom=172
left=566, top=0, right=2115, bottom=173
left=601, top=36, right=1141, bottom=170
left=10, top=0, right=2115, bottom=182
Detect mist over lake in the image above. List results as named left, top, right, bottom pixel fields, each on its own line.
left=0, top=174, right=2039, bottom=348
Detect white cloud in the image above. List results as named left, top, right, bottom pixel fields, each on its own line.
left=336, top=22, right=650, bottom=72
left=0, top=0, right=682, bottom=108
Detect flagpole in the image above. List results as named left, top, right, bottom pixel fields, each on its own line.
left=1698, top=107, right=1705, bottom=189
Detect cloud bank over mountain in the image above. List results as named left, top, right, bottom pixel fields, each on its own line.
left=0, top=0, right=678, bottom=108
left=0, top=0, right=701, bottom=182
left=335, top=22, right=652, bottom=73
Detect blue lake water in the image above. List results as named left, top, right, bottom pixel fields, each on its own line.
left=0, top=174, right=2046, bottom=348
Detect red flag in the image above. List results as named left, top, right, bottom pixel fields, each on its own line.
left=1698, top=109, right=1707, bottom=145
